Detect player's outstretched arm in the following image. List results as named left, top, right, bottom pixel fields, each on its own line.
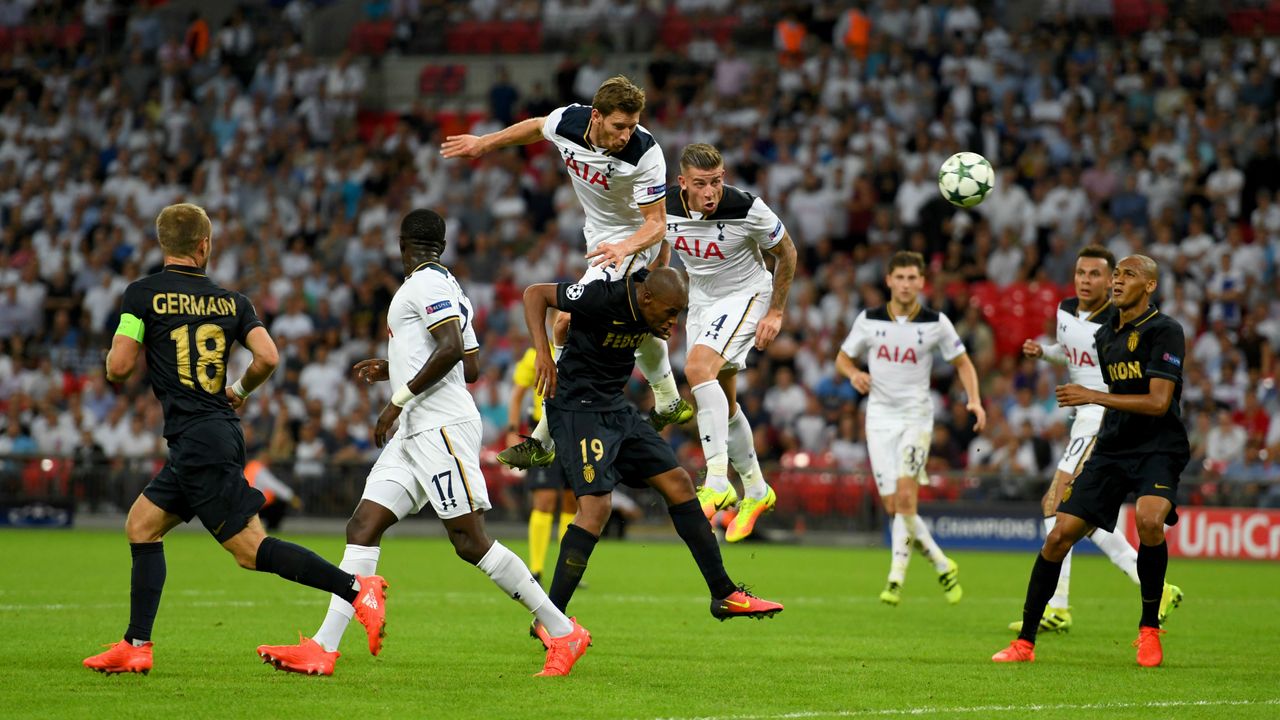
left=440, top=117, right=546, bottom=159
left=835, top=351, right=871, bottom=395
left=522, top=284, right=560, bottom=399
left=587, top=200, right=667, bottom=269
left=949, top=352, right=987, bottom=432
left=756, top=231, right=798, bottom=350
left=227, top=326, right=280, bottom=409
left=1023, top=338, right=1067, bottom=365
left=1057, top=378, right=1175, bottom=416
left=105, top=333, right=142, bottom=383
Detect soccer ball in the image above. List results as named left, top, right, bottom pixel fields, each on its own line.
left=937, top=152, right=995, bottom=208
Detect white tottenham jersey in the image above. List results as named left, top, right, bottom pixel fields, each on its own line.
left=664, top=184, right=786, bottom=305
left=387, top=262, right=481, bottom=436
left=1041, top=297, right=1116, bottom=419
left=542, top=104, right=666, bottom=239
left=840, top=305, right=967, bottom=422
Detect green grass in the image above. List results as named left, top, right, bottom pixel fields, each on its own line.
left=4, top=528, right=1278, bottom=720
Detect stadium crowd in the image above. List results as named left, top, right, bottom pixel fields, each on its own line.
left=1, top=0, right=1279, bottom=514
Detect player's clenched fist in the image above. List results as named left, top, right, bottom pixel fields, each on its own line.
left=847, top=369, right=871, bottom=395
left=353, top=358, right=389, bottom=384
left=1022, top=339, right=1043, bottom=358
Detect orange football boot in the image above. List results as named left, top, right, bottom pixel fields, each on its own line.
left=1134, top=626, right=1165, bottom=667
left=352, top=574, right=388, bottom=655
left=535, top=619, right=591, bottom=677
left=257, top=635, right=339, bottom=676
left=84, top=640, right=153, bottom=675
left=992, top=638, right=1035, bottom=663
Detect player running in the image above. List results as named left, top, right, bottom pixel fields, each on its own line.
left=994, top=255, right=1190, bottom=667
left=84, top=203, right=386, bottom=675
left=521, top=266, right=783, bottom=634
left=1009, top=245, right=1182, bottom=634
left=835, top=251, right=986, bottom=606
left=256, top=210, right=589, bottom=678
left=664, top=144, right=797, bottom=542
left=441, top=75, right=692, bottom=469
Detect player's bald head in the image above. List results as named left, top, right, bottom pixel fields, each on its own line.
left=643, top=267, right=687, bottom=305
left=1120, top=254, right=1159, bottom=281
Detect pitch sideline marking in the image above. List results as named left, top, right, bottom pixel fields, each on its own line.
left=650, top=698, right=1280, bottom=720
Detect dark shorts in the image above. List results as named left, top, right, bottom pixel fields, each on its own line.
left=546, top=404, right=679, bottom=496
left=527, top=460, right=568, bottom=492
left=143, top=419, right=265, bottom=543
left=1057, top=451, right=1187, bottom=533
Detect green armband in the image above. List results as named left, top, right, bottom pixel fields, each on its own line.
left=115, top=313, right=145, bottom=342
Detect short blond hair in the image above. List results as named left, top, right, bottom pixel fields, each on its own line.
left=680, top=143, right=723, bottom=172
left=156, top=203, right=212, bottom=257
left=592, top=75, right=645, bottom=116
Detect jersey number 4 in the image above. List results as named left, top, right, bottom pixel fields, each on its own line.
left=704, top=314, right=728, bottom=341
left=170, top=323, right=226, bottom=393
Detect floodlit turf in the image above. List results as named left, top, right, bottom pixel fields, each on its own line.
left=4, top=528, right=1278, bottom=720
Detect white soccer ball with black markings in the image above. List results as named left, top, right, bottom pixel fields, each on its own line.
left=937, top=152, right=995, bottom=208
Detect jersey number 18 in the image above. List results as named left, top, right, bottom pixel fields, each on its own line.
left=170, top=323, right=227, bottom=393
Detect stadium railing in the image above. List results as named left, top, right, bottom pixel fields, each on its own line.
left=4, top=453, right=1276, bottom=531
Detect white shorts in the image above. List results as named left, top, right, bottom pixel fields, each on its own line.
left=362, top=420, right=492, bottom=520
left=1056, top=408, right=1103, bottom=476
left=866, top=419, right=932, bottom=496
left=686, top=291, right=771, bottom=371
left=578, top=229, right=661, bottom=283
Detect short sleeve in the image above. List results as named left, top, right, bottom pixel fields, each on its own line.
left=936, top=313, right=967, bottom=362
left=462, top=321, right=479, bottom=353
left=746, top=197, right=787, bottom=250
left=541, top=106, right=568, bottom=143
left=416, top=276, right=463, bottom=331
left=235, top=293, right=265, bottom=345
left=633, top=145, right=668, bottom=208
left=840, top=311, right=870, bottom=359
left=554, top=279, right=611, bottom=319
left=115, top=283, right=148, bottom=342
left=1145, top=322, right=1185, bottom=382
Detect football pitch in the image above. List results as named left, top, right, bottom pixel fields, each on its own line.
left=4, top=529, right=1277, bottom=720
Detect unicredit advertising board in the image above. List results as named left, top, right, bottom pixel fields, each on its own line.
left=1116, top=505, right=1280, bottom=561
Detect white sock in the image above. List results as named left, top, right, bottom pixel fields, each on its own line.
left=727, top=407, right=767, bottom=500
left=906, top=514, right=949, bottom=573
left=635, top=335, right=680, bottom=413
left=477, top=541, right=573, bottom=638
left=529, top=346, right=563, bottom=450
left=692, top=380, right=730, bottom=489
left=1044, top=517, right=1072, bottom=608
left=1089, top=526, right=1140, bottom=584
left=889, top=513, right=910, bottom=584
left=313, top=544, right=381, bottom=652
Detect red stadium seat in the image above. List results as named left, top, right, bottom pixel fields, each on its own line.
left=660, top=16, right=692, bottom=49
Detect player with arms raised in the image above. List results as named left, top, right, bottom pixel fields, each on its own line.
left=665, top=143, right=798, bottom=541
left=835, top=251, right=986, bottom=606
left=441, top=75, right=691, bottom=469
left=84, top=204, right=386, bottom=675
left=1010, top=245, right=1182, bottom=634
left=255, top=210, right=589, bottom=677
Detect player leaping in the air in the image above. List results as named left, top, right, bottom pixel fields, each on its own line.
left=441, top=75, right=692, bottom=469
left=835, top=251, right=986, bottom=606
left=84, top=204, right=386, bottom=675
left=256, top=210, right=589, bottom=678
left=521, top=266, right=783, bottom=634
left=664, top=143, right=797, bottom=542
left=1009, top=245, right=1182, bottom=635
